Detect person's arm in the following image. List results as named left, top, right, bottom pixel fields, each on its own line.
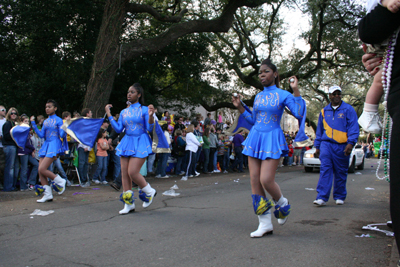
left=359, top=4, right=400, bottom=45
left=344, top=107, right=360, bottom=156
left=30, top=117, right=45, bottom=139
left=57, top=117, right=66, bottom=139
left=2, top=122, right=13, bottom=142
left=147, top=105, right=155, bottom=131
left=313, top=111, right=324, bottom=158
left=284, top=78, right=306, bottom=120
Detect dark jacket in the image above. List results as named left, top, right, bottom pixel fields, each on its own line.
left=2, top=121, right=17, bottom=146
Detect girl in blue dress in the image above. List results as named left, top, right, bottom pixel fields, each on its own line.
left=105, top=83, right=157, bottom=215
left=232, top=59, right=306, bottom=237
left=30, top=99, right=67, bottom=203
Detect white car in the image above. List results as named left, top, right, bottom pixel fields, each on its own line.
left=303, top=144, right=365, bottom=173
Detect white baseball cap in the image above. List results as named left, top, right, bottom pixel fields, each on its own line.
left=328, top=85, right=342, bottom=94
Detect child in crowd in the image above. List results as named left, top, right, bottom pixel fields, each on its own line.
left=358, top=0, right=400, bottom=133
left=222, top=135, right=231, bottom=173
left=216, top=134, right=225, bottom=173
left=92, top=128, right=109, bottom=184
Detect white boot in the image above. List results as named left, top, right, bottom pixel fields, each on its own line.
left=37, top=185, right=53, bottom=203
left=250, top=213, right=273, bottom=238
left=52, top=175, right=66, bottom=195
left=119, top=203, right=136, bottom=214
left=119, top=190, right=135, bottom=215
left=139, top=183, right=157, bottom=208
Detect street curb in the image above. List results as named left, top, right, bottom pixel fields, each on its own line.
left=389, top=238, right=399, bottom=267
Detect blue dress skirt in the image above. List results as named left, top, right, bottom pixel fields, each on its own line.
left=243, top=128, right=288, bottom=160
left=39, top=139, right=65, bottom=158
left=116, top=133, right=153, bottom=158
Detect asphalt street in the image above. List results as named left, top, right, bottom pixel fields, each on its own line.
left=0, top=158, right=397, bottom=267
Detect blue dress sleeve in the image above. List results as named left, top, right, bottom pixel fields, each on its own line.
left=109, top=112, right=124, bottom=133
left=242, top=108, right=256, bottom=126
left=57, top=117, right=66, bottom=139
left=31, top=121, right=45, bottom=139
left=284, top=94, right=306, bottom=120
left=142, top=106, right=154, bottom=132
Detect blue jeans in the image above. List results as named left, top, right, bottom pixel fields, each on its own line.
left=232, top=147, right=243, bottom=171
left=223, top=152, right=230, bottom=171
left=3, top=145, right=19, bottom=191
left=93, top=156, right=108, bottom=182
left=203, top=148, right=210, bottom=173
left=19, top=154, right=38, bottom=188
left=78, top=147, right=89, bottom=183
left=147, top=153, right=156, bottom=173
left=175, top=155, right=185, bottom=174
left=109, top=150, right=121, bottom=185
left=209, top=148, right=216, bottom=172
left=213, top=149, right=218, bottom=171
left=195, top=146, right=202, bottom=171
left=156, top=153, right=170, bottom=176
left=50, top=158, right=67, bottom=179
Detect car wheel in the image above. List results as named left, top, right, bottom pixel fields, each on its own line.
left=358, top=157, right=365, bottom=170
left=305, top=167, right=313, bottom=173
left=348, top=156, right=356, bottom=173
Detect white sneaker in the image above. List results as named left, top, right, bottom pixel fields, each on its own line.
left=223, top=170, right=228, bottom=174
left=189, top=175, right=194, bottom=178
left=181, top=176, right=188, bottom=181
left=159, top=175, right=170, bottom=179
left=213, top=169, right=221, bottom=173
left=81, top=181, right=90, bottom=187
left=195, top=171, right=200, bottom=176
left=179, top=172, right=185, bottom=175
left=336, top=199, right=344, bottom=205
left=358, top=111, right=382, bottom=134
left=292, top=163, right=296, bottom=166
left=93, top=180, right=100, bottom=184
left=155, top=174, right=161, bottom=178
left=313, top=199, right=326, bottom=206
left=102, top=181, right=108, bottom=185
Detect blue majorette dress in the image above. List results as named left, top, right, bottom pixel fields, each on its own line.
left=242, top=84, right=306, bottom=160
left=109, top=102, right=154, bottom=158
left=31, top=114, right=67, bottom=158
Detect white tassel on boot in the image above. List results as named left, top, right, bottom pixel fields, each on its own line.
left=140, top=183, right=157, bottom=208
left=37, top=185, right=53, bottom=203
left=250, top=213, right=273, bottom=238
left=275, top=196, right=289, bottom=225
left=52, top=175, right=66, bottom=195
left=119, top=190, right=135, bottom=215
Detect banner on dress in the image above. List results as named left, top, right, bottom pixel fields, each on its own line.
left=10, top=123, right=31, bottom=149
left=61, top=117, right=104, bottom=148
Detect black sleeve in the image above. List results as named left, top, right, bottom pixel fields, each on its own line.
left=2, top=121, right=13, bottom=142
left=358, top=5, right=400, bottom=44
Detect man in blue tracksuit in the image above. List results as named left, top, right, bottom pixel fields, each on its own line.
left=313, top=85, right=359, bottom=206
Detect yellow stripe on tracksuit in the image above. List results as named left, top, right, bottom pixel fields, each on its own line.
left=321, top=109, right=348, bottom=143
